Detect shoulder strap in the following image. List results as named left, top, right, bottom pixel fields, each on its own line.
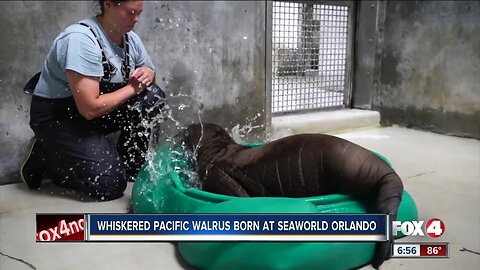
left=78, top=22, right=113, bottom=82
left=77, top=22, right=130, bottom=83
left=121, top=34, right=131, bottom=84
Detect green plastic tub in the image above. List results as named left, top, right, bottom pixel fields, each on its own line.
left=132, top=144, right=418, bottom=270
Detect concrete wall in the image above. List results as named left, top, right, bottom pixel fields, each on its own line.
left=0, top=1, right=266, bottom=185
left=372, top=1, right=480, bottom=138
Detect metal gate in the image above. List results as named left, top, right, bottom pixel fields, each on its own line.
left=268, top=1, right=355, bottom=114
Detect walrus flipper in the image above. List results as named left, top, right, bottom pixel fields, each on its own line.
left=372, top=171, right=404, bottom=269
left=203, top=162, right=269, bottom=197
left=226, top=166, right=269, bottom=197
left=202, top=166, right=250, bottom=197
left=376, top=172, right=404, bottom=219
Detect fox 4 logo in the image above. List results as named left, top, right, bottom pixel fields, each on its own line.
left=392, top=218, right=445, bottom=238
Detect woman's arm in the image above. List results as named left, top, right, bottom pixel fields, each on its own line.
left=67, top=70, right=143, bottom=120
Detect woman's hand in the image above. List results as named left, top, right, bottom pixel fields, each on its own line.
left=130, top=66, right=155, bottom=89
left=128, top=76, right=146, bottom=95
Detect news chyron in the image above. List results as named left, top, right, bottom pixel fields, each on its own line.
left=35, top=212, right=450, bottom=259
left=391, top=218, right=449, bottom=258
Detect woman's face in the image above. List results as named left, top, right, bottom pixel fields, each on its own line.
left=105, top=0, right=144, bottom=33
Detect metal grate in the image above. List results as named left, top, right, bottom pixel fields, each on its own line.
left=271, top=1, right=353, bottom=113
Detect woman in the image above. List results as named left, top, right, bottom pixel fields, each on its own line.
left=20, top=0, right=164, bottom=200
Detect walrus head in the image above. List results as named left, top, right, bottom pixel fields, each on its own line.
left=184, top=123, right=235, bottom=152
left=182, top=123, right=246, bottom=179
left=183, top=123, right=235, bottom=167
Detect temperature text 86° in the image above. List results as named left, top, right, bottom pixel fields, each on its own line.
left=392, top=243, right=449, bottom=258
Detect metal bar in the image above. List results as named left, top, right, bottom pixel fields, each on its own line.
left=266, top=0, right=273, bottom=130
left=344, top=1, right=356, bottom=108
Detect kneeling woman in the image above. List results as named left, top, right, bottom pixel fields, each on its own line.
left=21, top=0, right=164, bottom=200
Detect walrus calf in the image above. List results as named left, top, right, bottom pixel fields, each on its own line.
left=182, top=123, right=404, bottom=269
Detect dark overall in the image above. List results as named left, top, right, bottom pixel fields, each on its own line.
left=26, top=23, right=165, bottom=200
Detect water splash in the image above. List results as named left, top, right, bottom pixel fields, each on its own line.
left=128, top=89, right=265, bottom=211
left=230, top=112, right=263, bottom=144
left=132, top=92, right=205, bottom=193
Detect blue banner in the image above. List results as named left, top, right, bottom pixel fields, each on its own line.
left=87, top=214, right=388, bottom=242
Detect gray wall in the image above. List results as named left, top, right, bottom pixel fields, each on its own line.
left=371, top=1, right=480, bottom=138
left=0, top=1, right=267, bottom=185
